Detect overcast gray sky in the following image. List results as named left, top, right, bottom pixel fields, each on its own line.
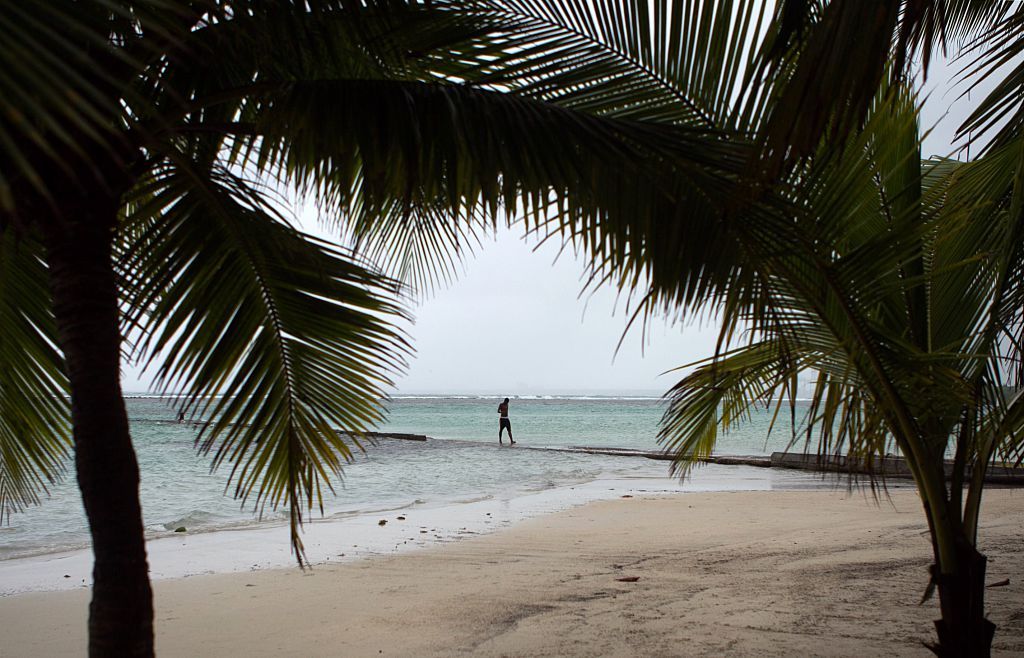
left=121, top=52, right=983, bottom=396
left=383, top=229, right=723, bottom=395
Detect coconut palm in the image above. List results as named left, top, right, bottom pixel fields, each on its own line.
left=459, top=2, right=1022, bottom=654
left=657, top=81, right=1024, bottom=655
left=753, top=0, right=1021, bottom=172
left=0, top=1, right=761, bottom=655
left=644, top=3, right=1024, bottom=655
left=397, top=2, right=1024, bottom=655
left=347, top=3, right=1024, bottom=654
left=7, top=1, right=1018, bottom=657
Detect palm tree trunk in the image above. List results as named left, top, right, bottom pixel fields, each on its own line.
left=930, top=534, right=996, bottom=657
left=43, top=211, right=154, bottom=657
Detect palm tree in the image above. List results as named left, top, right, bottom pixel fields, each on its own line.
left=368, top=2, right=1022, bottom=655
left=348, top=3, right=1024, bottom=652
left=643, top=3, right=1024, bottom=655
left=0, top=1, right=757, bottom=655
left=750, top=0, right=1021, bottom=174
left=657, top=82, right=1024, bottom=656
left=8, top=1, right=1017, bottom=656
left=452, top=2, right=1021, bottom=654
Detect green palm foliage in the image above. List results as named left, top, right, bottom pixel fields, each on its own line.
left=757, top=0, right=1020, bottom=171
left=0, top=1, right=765, bottom=655
left=0, top=0, right=755, bottom=553
left=333, top=1, right=1024, bottom=654
left=4, top=0, right=1020, bottom=656
left=0, top=233, right=69, bottom=520
left=119, top=163, right=412, bottom=558
left=659, top=85, right=1024, bottom=654
left=643, top=2, right=1024, bottom=654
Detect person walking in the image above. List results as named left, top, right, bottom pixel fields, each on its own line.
left=498, top=397, right=515, bottom=444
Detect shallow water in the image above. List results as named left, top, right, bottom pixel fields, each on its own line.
left=0, top=395, right=813, bottom=562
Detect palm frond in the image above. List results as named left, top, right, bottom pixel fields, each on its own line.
left=0, top=0, right=290, bottom=218
left=338, top=200, right=491, bottom=296
left=118, top=160, right=409, bottom=564
left=444, top=0, right=774, bottom=128
left=223, top=77, right=759, bottom=308
left=957, top=4, right=1024, bottom=151
left=759, top=0, right=1010, bottom=173
left=656, top=82, right=979, bottom=490
left=0, top=231, right=70, bottom=521
left=659, top=339, right=800, bottom=476
left=159, top=1, right=778, bottom=295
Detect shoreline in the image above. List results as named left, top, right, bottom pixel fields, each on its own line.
left=0, top=463, right=870, bottom=596
left=2, top=488, right=1021, bottom=656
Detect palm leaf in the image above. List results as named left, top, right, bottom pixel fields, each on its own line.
left=0, top=230, right=71, bottom=521
left=659, top=339, right=802, bottom=475
left=112, top=0, right=776, bottom=562
left=656, top=83, right=971, bottom=489
left=759, top=0, right=1010, bottom=173
left=0, top=1, right=165, bottom=213
left=158, top=1, right=776, bottom=295
left=217, top=77, right=759, bottom=309
left=338, top=201, right=491, bottom=296
left=956, top=5, right=1024, bottom=151
left=118, top=159, right=409, bottom=563
left=443, top=0, right=774, bottom=127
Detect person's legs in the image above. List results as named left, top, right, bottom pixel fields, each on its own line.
left=499, top=418, right=513, bottom=443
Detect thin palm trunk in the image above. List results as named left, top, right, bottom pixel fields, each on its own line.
left=43, top=208, right=154, bottom=658
left=930, top=515, right=996, bottom=656
left=915, top=439, right=996, bottom=655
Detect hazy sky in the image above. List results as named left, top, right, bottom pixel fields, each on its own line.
left=383, top=230, right=723, bottom=395
left=121, top=53, right=983, bottom=396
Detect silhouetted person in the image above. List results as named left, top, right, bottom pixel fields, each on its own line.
left=498, top=397, right=515, bottom=444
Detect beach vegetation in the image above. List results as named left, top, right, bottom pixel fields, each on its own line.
left=274, top=1, right=1024, bottom=649
left=0, top=1, right=756, bottom=655
left=653, top=3, right=1024, bottom=656
left=3, top=1, right=1023, bottom=657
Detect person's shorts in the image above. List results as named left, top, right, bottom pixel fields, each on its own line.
left=499, top=418, right=512, bottom=431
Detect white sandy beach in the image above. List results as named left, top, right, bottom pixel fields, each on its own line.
left=2, top=488, right=1022, bottom=657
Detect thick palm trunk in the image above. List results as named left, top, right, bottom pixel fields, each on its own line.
left=43, top=212, right=154, bottom=657
left=930, top=536, right=996, bottom=657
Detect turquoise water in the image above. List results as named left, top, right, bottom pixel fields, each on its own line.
left=0, top=395, right=807, bottom=560
left=377, top=395, right=798, bottom=452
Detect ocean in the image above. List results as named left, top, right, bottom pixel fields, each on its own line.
left=0, top=394, right=844, bottom=588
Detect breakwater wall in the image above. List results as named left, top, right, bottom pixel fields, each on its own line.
left=546, top=446, right=1024, bottom=485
